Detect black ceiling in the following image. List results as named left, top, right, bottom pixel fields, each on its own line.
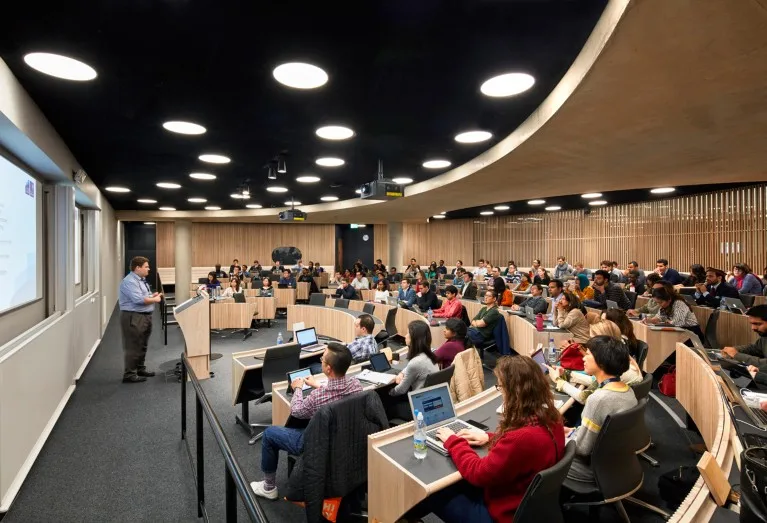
left=1, top=0, right=612, bottom=212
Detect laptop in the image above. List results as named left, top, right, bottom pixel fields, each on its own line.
left=407, top=383, right=475, bottom=456
left=524, top=306, right=536, bottom=321
left=286, top=367, right=313, bottom=395
left=233, top=292, right=246, bottom=303
left=387, top=296, right=399, bottom=307
left=681, top=294, right=697, bottom=306
left=369, top=352, right=393, bottom=372
left=277, top=283, right=290, bottom=289
left=719, top=371, right=767, bottom=429
left=412, top=304, right=423, bottom=314
left=723, top=297, right=747, bottom=314
left=606, top=299, right=619, bottom=310
left=357, top=354, right=398, bottom=385
left=530, top=347, right=550, bottom=374
left=296, top=327, right=324, bottom=352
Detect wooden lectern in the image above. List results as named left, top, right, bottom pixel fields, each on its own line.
left=174, top=295, right=210, bottom=380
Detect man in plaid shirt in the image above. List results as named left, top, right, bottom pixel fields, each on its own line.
left=251, top=343, right=362, bottom=500
left=347, top=314, right=378, bottom=363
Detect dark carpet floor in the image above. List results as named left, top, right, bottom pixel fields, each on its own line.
left=1, top=307, right=704, bottom=523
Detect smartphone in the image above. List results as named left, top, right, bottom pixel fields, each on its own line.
left=466, top=419, right=490, bottom=431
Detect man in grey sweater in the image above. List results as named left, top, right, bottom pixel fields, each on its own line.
left=566, top=336, right=637, bottom=483
left=511, top=283, right=548, bottom=314
left=722, top=305, right=767, bottom=367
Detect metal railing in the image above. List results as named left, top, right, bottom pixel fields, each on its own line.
left=181, top=354, right=267, bottom=522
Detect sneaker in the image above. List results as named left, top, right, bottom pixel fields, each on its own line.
left=122, top=375, right=147, bottom=383
left=137, top=369, right=156, bottom=377
left=250, top=480, right=278, bottom=500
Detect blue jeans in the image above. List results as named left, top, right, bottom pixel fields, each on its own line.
left=260, top=427, right=305, bottom=474
left=467, top=327, right=488, bottom=346
left=582, top=299, right=604, bottom=309
left=411, top=480, right=493, bottom=523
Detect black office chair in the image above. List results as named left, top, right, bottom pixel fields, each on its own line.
left=625, top=291, right=638, bottom=309
left=631, top=372, right=653, bottom=401
left=248, top=343, right=302, bottom=445
left=334, top=298, right=350, bottom=309
left=474, top=318, right=511, bottom=369
left=704, top=309, right=721, bottom=351
left=629, top=373, right=660, bottom=468
left=460, top=305, right=470, bottom=327
left=309, top=293, right=326, bottom=306
left=634, top=340, right=649, bottom=371
left=515, top=441, right=576, bottom=523
left=422, top=365, right=455, bottom=388
left=374, top=330, right=389, bottom=348
left=251, top=279, right=263, bottom=289
left=562, top=399, right=647, bottom=523
left=362, top=303, right=376, bottom=315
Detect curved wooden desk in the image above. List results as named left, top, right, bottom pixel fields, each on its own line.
left=286, top=305, right=383, bottom=343
left=670, top=343, right=736, bottom=522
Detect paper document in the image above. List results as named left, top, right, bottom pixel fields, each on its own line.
left=357, top=369, right=396, bottom=385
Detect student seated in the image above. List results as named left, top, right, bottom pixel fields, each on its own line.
left=406, top=356, right=565, bottom=523
left=297, top=268, right=319, bottom=293
left=564, top=336, right=638, bottom=484
left=694, top=267, right=740, bottom=308
left=334, top=279, right=357, bottom=300
left=373, top=279, right=390, bottom=303
left=229, top=258, right=243, bottom=277
left=552, top=291, right=590, bottom=344
left=729, top=263, right=765, bottom=295
left=512, top=283, right=547, bottom=314
left=347, top=314, right=378, bottom=363
left=584, top=269, right=631, bottom=310
left=432, top=285, right=463, bottom=319
left=351, top=271, right=370, bottom=291
left=390, top=321, right=439, bottom=396
left=259, top=277, right=274, bottom=297
left=645, top=287, right=701, bottom=335
left=397, top=279, right=417, bottom=308
left=269, top=260, right=282, bottom=274
left=221, top=276, right=244, bottom=298
left=434, top=318, right=468, bottom=368
left=499, top=286, right=514, bottom=307
left=654, top=258, right=684, bottom=285
left=416, top=281, right=440, bottom=311
left=200, top=272, right=221, bottom=293
left=569, top=273, right=594, bottom=302
left=534, top=267, right=551, bottom=286
left=211, top=264, right=227, bottom=279
left=250, top=343, right=362, bottom=499
left=467, top=290, right=501, bottom=346
left=515, top=273, right=531, bottom=293
left=278, top=269, right=296, bottom=288
left=459, top=272, right=478, bottom=300
left=720, top=305, right=767, bottom=366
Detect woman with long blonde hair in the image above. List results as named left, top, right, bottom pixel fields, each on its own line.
left=407, top=356, right=565, bottom=522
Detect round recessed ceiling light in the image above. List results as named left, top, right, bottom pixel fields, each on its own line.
left=284, top=200, right=302, bottom=206
left=650, top=187, right=676, bottom=194
left=205, top=206, right=221, bottom=211
left=480, top=72, right=535, bottom=97
left=159, top=206, right=176, bottom=211
left=316, top=157, right=344, bottom=167
left=266, top=186, right=289, bottom=193
left=454, top=130, right=492, bottom=143
left=581, top=193, right=603, bottom=199
left=422, top=159, right=451, bottom=169
left=296, top=175, right=320, bottom=183
left=156, top=182, right=181, bottom=189
left=198, top=154, right=230, bottom=164
left=320, top=196, right=339, bottom=201
left=105, top=186, right=130, bottom=193
left=494, top=205, right=510, bottom=210
left=137, top=198, right=157, bottom=204
left=162, top=121, right=206, bottom=135
left=315, top=126, right=354, bottom=140
left=187, top=197, right=207, bottom=203
left=528, top=199, right=546, bottom=205
left=189, top=172, right=217, bottom=180
left=230, top=193, right=250, bottom=199
left=480, top=211, right=494, bottom=216
left=392, top=177, right=413, bottom=184
left=273, top=62, right=328, bottom=89
left=23, top=52, right=97, bottom=81
left=545, top=206, right=562, bottom=211
left=589, top=200, right=608, bottom=206
left=246, top=204, right=263, bottom=209
left=143, top=222, right=156, bottom=225
left=432, top=215, right=446, bottom=219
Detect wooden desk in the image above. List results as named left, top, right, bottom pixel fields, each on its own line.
left=287, top=305, right=384, bottom=342
left=631, top=321, right=691, bottom=373
left=275, top=288, right=297, bottom=308
left=669, top=343, right=736, bottom=522
left=296, top=281, right=311, bottom=300
left=209, top=297, right=278, bottom=328
left=507, top=314, right=570, bottom=356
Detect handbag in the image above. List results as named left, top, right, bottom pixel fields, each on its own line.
left=559, top=343, right=585, bottom=371
left=658, top=365, right=676, bottom=397
left=741, top=447, right=767, bottom=523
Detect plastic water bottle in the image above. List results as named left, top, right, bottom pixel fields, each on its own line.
left=277, top=332, right=284, bottom=345
left=548, top=337, right=557, bottom=365
left=427, top=307, right=433, bottom=323
left=720, top=297, right=727, bottom=311
left=414, top=410, right=427, bottom=460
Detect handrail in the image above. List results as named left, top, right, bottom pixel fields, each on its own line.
left=181, top=353, right=268, bottom=522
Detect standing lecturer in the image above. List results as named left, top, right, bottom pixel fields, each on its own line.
left=119, top=256, right=162, bottom=383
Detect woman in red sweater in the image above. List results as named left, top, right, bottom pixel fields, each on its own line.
left=405, top=356, right=565, bottom=522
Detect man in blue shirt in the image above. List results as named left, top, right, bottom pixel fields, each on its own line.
left=278, top=269, right=296, bottom=288
left=654, top=258, right=684, bottom=285
left=119, top=256, right=162, bottom=383
left=398, top=279, right=416, bottom=308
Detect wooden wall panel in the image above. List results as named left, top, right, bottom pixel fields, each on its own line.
left=189, top=223, right=335, bottom=267
left=156, top=222, right=175, bottom=266
left=471, top=184, right=767, bottom=271
left=401, top=221, right=473, bottom=266
left=373, top=224, right=389, bottom=263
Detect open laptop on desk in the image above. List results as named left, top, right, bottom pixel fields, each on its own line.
left=357, top=354, right=397, bottom=385
left=408, top=383, right=477, bottom=456
left=681, top=294, right=698, bottom=307
left=719, top=371, right=767, bottom=429
left=723, top=297, right=748, bottom=314
left=606, top=299, right=619, bottom=310
left=387, top=296, right=399, bottom=307
left=296, top=327, right=324, bottom=352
